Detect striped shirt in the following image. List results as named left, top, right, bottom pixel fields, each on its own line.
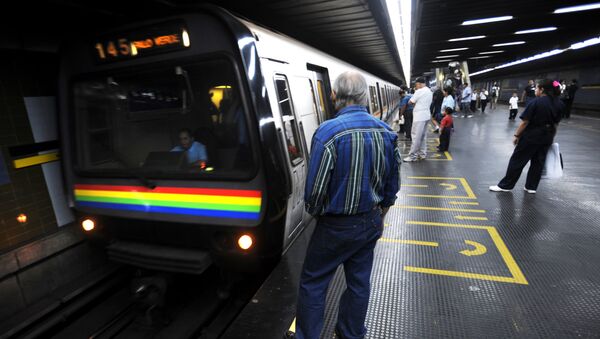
left=304, top=105, right=401, bottom=216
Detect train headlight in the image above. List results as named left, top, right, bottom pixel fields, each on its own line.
left=237, top=234, right=253, bottom=250
left=82, top=218, right=95, bottom=232
left=17, top=213, right=27, bottom=223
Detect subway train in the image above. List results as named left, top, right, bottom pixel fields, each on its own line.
left=58, top=5, right=400, bottom=274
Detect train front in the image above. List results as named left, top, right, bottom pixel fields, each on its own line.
left=58, top=12, right=286, bottom=273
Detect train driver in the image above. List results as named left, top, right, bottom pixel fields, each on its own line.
left=170, top=128, right=208, bottom=167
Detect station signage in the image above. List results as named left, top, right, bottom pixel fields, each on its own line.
left=93, top=21, right=190, bottom=62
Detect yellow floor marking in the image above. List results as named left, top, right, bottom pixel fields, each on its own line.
left=394, top=205, right=486, bottom=213
left=401, top=184, right=429, bottom=188
left=289, top=317, right=296, bottom=332
left=379, top=238, right=439, bottom=247
left=459, top=240, right=487, bottom=256
left=405, top=220, right=529, bottom=285
left=440, top=183, right=457, bottom=190
left=384, top=223, right=390, bottom=227
left=405, top=177, right=476, bottom=199
left=13, top=152, right=60, bottom=169
left=407, top=220, right=489, bottom=229
left=444, top=151, right=453, bottom=160
left=455, top=215, right=488, bottom=221
left=404, top=266, right=520, bottom=284
left=449, top=201, right=479, bottom=205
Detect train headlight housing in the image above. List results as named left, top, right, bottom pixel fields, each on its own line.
left=82, top=218, right=95, bottom=232
left=237, top=234, right=253, bottom=250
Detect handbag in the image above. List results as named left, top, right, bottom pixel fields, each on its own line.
left=541, top=143, right=563, bottom=179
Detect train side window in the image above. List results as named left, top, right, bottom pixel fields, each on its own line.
left=369, top=85, right=380, bottom=116
left=274, top=75, right=303, bottom=165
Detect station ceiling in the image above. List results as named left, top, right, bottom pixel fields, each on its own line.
left=412, top=0, right=600, bottom=78
left=2, top=0, right=405, bottom=85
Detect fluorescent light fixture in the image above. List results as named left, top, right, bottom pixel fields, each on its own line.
left=469, top=56, right=492, bottom=59
left=431, top=59, right=452, bottom=63
left=515, top=27, right=557, bottom=34
left=436, top=55, right=459, bottom=58
left=386, top=0, right=412, bottom=81
left=479, top=50, right=504, bottom=54
left=470, top=68, right=495, bottom=76
left=493, top=41, right=525, bottom=46
left=462, top=16, right=513, bottom=25
left=449, top=35, right=486, bottom=42
left=570, top=36, right=600, bottom=49
left=554, top=3, right=600, bottom=14
left=440, top=47, right=469, bottom=52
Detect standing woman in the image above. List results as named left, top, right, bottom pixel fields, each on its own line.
left=490, top=79, right=564, bottom=194
left=440, top=86, right=455, bottom=117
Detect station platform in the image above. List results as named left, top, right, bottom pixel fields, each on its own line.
left=222, top=105, right=600, bottom=338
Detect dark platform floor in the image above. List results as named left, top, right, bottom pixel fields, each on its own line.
left=224, top=105, right=600, bottom=339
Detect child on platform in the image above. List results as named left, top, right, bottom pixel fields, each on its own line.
left=438, top=106, right=453, bottom=152
left=509, top=92, right=519, bottom=120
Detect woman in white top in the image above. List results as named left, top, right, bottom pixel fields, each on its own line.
left=440, top=86, right=455, bottom=117
left=480, top=88, right=489, bottom=113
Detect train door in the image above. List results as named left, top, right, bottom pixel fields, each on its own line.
left=261, top=60, right=307, bottom=247
left=307, top=64, right=334, bottom=122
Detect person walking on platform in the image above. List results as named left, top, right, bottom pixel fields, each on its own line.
left=490, top=82, right=500, bottom=110
left=490, top=79, right=564, bottom=194
left=398, top=86, right=413, bottom=140
left=470, top=89, right=478, bottom=114
left=508, top=92, right=519, bottom=120
left=461, top=83, right=472, bottom=118
left=480, top=88, right=488, bottom=113
left=562, top=79, right=579, bottom=119
left=295, top=71, right=401, bottom=339
left=403, top=77, right=433, bottom=162
left=521, top=79, right=536, bottom=106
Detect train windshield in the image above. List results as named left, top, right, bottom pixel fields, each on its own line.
left=73, top=58, right=255, bottom=179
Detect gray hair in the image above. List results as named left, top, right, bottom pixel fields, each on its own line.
left=333, top=71, right=369, bottom=109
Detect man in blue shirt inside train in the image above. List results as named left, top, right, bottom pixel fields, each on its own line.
left=171, top=128, right=208, bottom=166
left=294, top=71, right=401, bottom=339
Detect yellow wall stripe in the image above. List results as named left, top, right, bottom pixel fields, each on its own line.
left=13, top=152, right=60, bottom=169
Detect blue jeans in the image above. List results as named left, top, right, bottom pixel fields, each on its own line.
left=296, top=208, right=383, bottom=339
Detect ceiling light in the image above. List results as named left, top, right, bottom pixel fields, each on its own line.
left=479, top=51, right=505, bottom=54
left=462, top=16, right=513, bottom=25
left=493, top=41, right=525, bottom=46
left=386, top=0, right=412, bottom=81
left=431, top=59, right=452, bottom=63
left=448, top=35, right=486, bottom=42
left=554, top=3, right=600, bottom=14
left=515, top=27, right=557, bottom=34
left=570, top=36, right=600, bottom=49
left=469, top=56, right=492, bottom=59
left=440, top=47, right=469, bottom=52
left=436, top=55, right=459, bottom=58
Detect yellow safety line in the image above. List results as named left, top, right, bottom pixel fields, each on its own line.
left=449, top=201, right=479, bottom=205
left=404, top=266, right=519, bottom=284
left=13, top=152, right=60, bottom=169
left=455, top=215, right=489, bottom=221
left=394, top=205, right=485, bottom=213
left=379, top=238, right=439, bottom=247
left=407, top=220, right=490, bottom=230
left=444, top=151, right=453, bottom=160
left=487, top=228, right=528, bottom=285
left=459, top=178, right=477, bottom=198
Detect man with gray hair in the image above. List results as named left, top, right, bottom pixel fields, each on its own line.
left=294, top=71, right=401, bottom=339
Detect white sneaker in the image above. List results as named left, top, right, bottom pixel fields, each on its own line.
left=524, top=187, right=537, bottom=194
left=403, top=156, right=417, bottom=162
left=489, top=185, right=511, bottom=192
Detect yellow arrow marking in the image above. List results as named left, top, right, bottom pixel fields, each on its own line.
left=440, top=183, right=457, bottom=190
left=460, top=240, right=487, bottom=256
left=379, top=238, right=439, bottom=247
left=455, top=215, right=488, bottom=221
left=401, top=184, right=429, bottom=188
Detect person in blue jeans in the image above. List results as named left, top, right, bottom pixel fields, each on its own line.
left=295, top=71, right=401, bottom=339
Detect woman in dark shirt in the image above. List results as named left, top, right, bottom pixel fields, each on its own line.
left=490, top=79, right=564, bottom=194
